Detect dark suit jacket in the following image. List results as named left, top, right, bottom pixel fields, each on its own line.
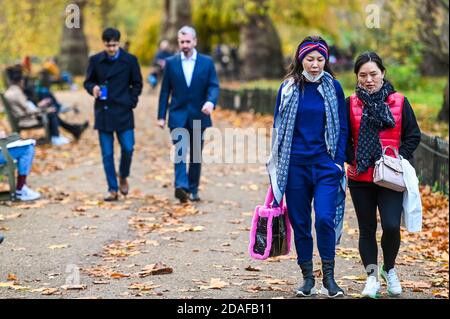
left=84, top=48, right=143, bottom=132
left=158, top=52, right=220, bottom=129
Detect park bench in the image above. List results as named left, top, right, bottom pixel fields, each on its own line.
left=0, top=92, right=51, bottom=144
left=0, top=133, right=20, bottom=201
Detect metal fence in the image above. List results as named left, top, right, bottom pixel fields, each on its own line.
left=415, top=133, right=449, bottom=194
left=218, top=88, right=449, bottom=194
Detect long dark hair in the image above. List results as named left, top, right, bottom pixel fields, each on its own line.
left=354, top=51, right=386, bottom=75
left=285, top=36, right=335, bottom=88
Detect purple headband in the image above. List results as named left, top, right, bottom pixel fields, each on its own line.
left=298, top=42, right=329, bottom=62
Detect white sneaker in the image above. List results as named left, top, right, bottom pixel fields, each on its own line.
left=380, top=265, right=402, bottom=296
left=51, top=135, right=70, bottom=146
left=361, top=275, right=381, bottom=298
left=17, top=185, right=41, bottom=201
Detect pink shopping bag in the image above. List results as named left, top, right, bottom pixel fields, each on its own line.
left=248, top=186, right=292, bottom=260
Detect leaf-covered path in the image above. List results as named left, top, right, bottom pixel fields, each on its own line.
left=0, top=88, right=448, bottom=299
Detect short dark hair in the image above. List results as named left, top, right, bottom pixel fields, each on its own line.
left=102, top=28, right=121, bottom=42
left=354, top=51, right=386, bottom=74
left=6, top=65, right=23, bottom=84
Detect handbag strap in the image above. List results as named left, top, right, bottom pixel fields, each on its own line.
left=264, top=186, right=284, bottom=207
left=383, top=145, right=400, bottom=158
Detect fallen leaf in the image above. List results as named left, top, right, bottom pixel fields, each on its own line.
left=48, top=244, right=70, bottom=250
left=199, top=278, right=230, bottom=290
left=0, top=282, right=30, bottom=290
left=61, top=284, right=87, bottom=290
left=129, top=282, right=161, bottom=291
left=110, top=273, right=131, bottom=279
left=41, top=288, right=60, bottom=295
left=245, top=266, right=261, bottom=272
left=5, top=213, right=22, bottom=220
left=7, top=274, right=17, bottom=281
left=137, top=263, right=173, bottom=277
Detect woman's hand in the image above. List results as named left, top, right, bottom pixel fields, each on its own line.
left=37, top=98, right=52, bottom=108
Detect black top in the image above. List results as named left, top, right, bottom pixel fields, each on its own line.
left=346, top=96, right=421, bottom=164
left=84, top=48, right=143, bottom=132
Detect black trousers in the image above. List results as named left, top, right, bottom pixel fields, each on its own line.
left=349, top=181, right=403, bottom=274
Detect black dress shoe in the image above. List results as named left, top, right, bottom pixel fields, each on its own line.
left=175, top=188, right=188, bottom=203
left=189, top=193, right=201, bottom=202
left=0, top=234, right=4, bottom=244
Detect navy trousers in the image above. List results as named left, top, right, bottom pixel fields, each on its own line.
left=171, top=124, right=205, bottom=194
left=285, top=157, right=342, bottom=264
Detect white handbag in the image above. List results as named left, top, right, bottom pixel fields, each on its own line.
left=373, top=146, right=406, bottom=192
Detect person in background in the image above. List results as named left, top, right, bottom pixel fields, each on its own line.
left=22, top=56, right=32, bottom=76
left=0, top=130, right=41, bottom=201
left=148, top=39, right=173, bottom=89
left=84, top=27, right=143, bottom=201
left=5, top=66, right=88, bottom=145
left=346, top=52, right=421, bottom=298
left=157, top=26, right=219, bottom=203
left=42, top=57, right=77, bottom=91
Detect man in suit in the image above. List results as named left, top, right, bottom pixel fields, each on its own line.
left=84, top=28, right=143, bottom=201
left=158, top=26, right=220, bottom=203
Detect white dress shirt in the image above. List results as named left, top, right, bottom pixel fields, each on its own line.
left=181, top=49, right=197, bottom=88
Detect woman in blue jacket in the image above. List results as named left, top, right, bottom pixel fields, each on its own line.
left=268, top=36, right=348, bottom=297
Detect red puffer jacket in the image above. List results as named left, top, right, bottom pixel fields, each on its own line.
left=347, top=92, right=404, bottom=182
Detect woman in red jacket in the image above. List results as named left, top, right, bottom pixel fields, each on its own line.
left=346, top=52, right=421, bottom=298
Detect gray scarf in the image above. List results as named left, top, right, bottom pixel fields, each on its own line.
left=267, top=71, right=340, bottom=205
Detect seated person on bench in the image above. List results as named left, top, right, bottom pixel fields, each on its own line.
left=4, top=66, right=88, bottom=146
left=0, top=130, right=41, bottom=201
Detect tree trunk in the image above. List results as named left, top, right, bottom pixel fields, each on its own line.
left=99, top=0, right=115, bottom=30
left=416, top=0, right=449, bottom=76
left=438, top=80, right=449, bottom=122
left=59, top=0, right=89, bottom=76
left=161, top=0, right=192, bottom=52
left=239, top=0, right=285, bottom=81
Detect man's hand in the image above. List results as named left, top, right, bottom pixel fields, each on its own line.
left=0, top=130, right=6, bottom=139
left=157, top=119, right=165, bottom=129
left=201, top=102, right=214, bottom=115
left=93, top=85, right=101, bottom=98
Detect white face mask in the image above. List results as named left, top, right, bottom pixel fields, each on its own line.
left=302, top=70, right=324, bottom=83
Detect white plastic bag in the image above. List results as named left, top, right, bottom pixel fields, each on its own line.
left=401, top=158, right=422, bottom=232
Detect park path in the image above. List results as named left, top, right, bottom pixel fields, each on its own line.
left=0, top=85, right=444, bottom=299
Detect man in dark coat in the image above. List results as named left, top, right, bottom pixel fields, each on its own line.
left=158, top=26, right=219, bottom=203
left=84, top=28, right=143, bottom=201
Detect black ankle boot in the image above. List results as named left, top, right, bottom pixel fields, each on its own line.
left=321, top=260, right=344, bottom=298
left=296, top=261, right=316, bottom=297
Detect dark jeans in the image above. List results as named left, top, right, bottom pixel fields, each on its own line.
left=349, top=181, right=403, bottom=274
left=98, top=129, right=135, bottom=192
left=171, top=125, right=205, bottom=194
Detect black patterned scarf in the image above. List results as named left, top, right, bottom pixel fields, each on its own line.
left=356, top=80, right=396, bottom=174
